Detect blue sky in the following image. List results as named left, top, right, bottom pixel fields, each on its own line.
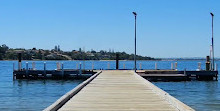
left=0, top=0, right=219, bottom=58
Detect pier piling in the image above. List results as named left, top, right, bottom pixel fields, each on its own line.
left=18, top=53, right=22, bottom=70
left=116, top=53, right=119, bottom=69
left=44, top=62, right=46, bottom=77
left=206, top=56, right=211, bottom=71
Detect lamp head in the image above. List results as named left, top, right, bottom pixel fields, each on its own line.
left=132, top=12, right=137, bottom=16
left=210, top=12, right=214, bottom=16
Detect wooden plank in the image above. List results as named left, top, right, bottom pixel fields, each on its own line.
left=43, top=71, right=102, bottom=111
left=57, top=70, right=194, bottom=111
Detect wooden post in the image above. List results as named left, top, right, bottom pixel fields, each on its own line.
left=123, top=63, right=125, bottom=69
left=18, top=53, right=22, bottom=70
left=206, top=56, right=211, bottom=71
left=116, top=54, right=119, bottom=69
left=155, top=63, right=157, bottom=70
left=44, top=62, right=46, bottom=77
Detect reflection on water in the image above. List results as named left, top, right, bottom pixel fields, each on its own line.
left=153, top=81, right=220, bottom=111
left=0, top=60, right=220, bottom=110
left=10, top=80, right=84, bottom=111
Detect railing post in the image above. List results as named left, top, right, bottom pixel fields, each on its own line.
left=32, top=62, right=36, bottom=70
left=175, top=62, right=177, bottom=70
left=56, top=62, right=59, bottom=70
left=92, top=62, right=94, bottom=70
left=139, top=63, right=142, bottom=70
left=18, top=53, right=22, bottom=71
left=198, top=62, right=201, bottom=70
left=79, top=62, right=82, bottom=75
left=44, top=62, right=46, bottom=77
left=184, top=68, right=186, bottom=76
left=215, top=63, right=218, bottom=71
left=171, top=63, right=173, bottom=70
left=155, top=63, right=157, bottom=70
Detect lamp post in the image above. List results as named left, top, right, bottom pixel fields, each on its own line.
left=133, top=12, right=137, bottom=72
left=210, top=12, right=214, bottom=71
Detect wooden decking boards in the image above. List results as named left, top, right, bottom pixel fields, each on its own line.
left=57, top=70, right=194, bottom=111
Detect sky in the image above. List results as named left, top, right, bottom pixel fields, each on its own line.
left=0, top=0, right=220, bottom=58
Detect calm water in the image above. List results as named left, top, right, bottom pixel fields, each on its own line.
left=0, top=60, right=220, bottom=111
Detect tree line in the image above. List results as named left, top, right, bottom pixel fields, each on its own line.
left=0, top=44, right=157, bottom=60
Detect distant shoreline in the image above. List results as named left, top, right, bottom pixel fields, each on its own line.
left=1, top=59, right=218, bottom=61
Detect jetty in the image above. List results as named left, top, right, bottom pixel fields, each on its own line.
left=139, top=70, right=218, bottom=81
left=13, top=69, right=95, bottom=79
left=13, top=53, right=218, bottom=81
left=44, top=70, right=194, bottom=111
left=13, top=69, right=218, bottom=81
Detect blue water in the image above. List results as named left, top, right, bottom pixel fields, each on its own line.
left=0, top=60, right=220, bottom=110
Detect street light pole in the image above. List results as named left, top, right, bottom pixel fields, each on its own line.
left=210, top=12, right=214, bottom=71
left=133, top=12, right=137, bottom=72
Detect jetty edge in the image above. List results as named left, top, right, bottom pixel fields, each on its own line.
left=43, top=71, right=102, bottom=111
left=135, top=71, right=194, bottom=111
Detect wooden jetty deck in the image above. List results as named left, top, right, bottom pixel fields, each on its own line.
left=138, top=70, right=218, bottom=81
left=45, top=70, right=194, bottom=111
left=13, top=69, right=218, bottom=81
left=13, top=69, right=95, bottom=79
